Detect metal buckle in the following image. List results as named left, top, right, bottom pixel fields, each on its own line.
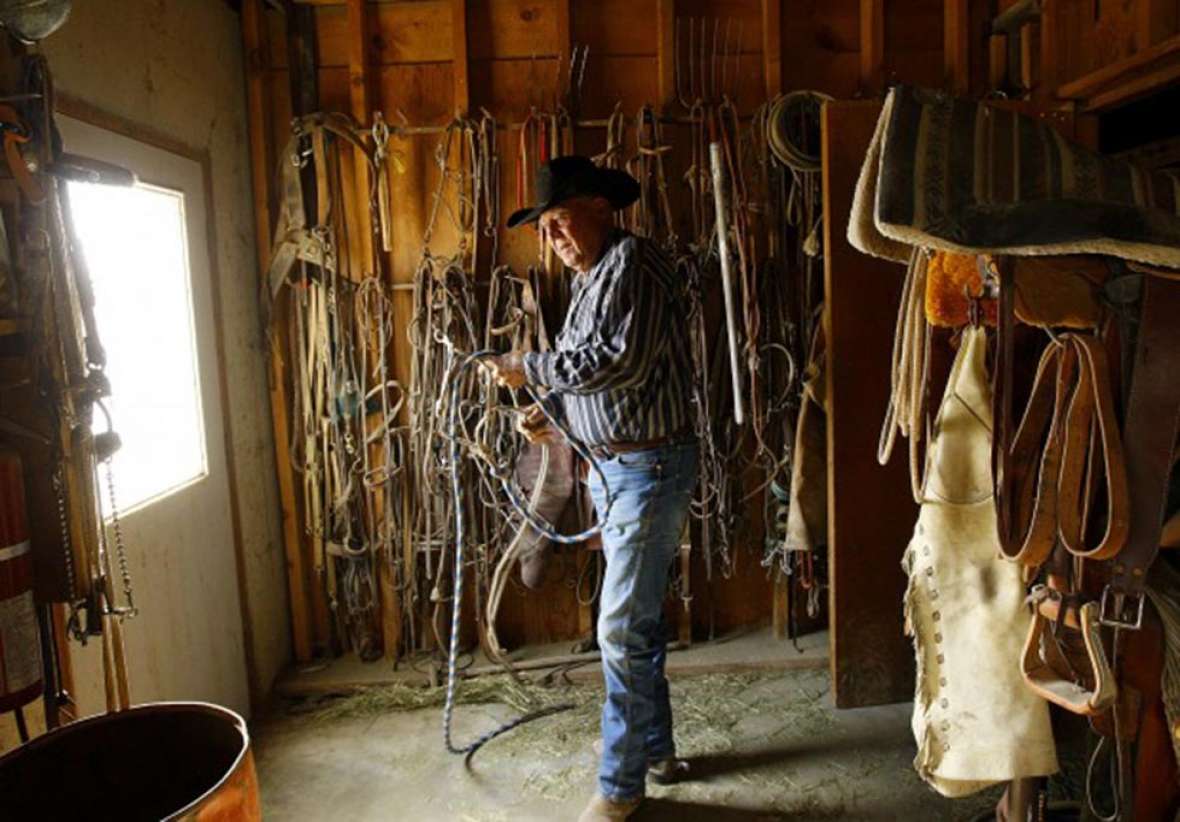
left=1098, top=586, right=1145, bottom=630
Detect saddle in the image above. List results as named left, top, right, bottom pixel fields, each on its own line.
left=991, top=254, right=1180, bottom=815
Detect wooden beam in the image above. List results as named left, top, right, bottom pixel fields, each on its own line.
left=451, top=0, right=470, bottom=116
left=859, top=0, right=885, bottom=95
left=1057, top=32, right=1180, bottom=101
left=657, top=0, right=676, bottom=110
left=1084, top=60, right=1180, bottom=112
left=241, top=0, right=314, bottom=663
left=761, top=0, right=782, bottom=99
left=944, top=0, right=970, bottom=95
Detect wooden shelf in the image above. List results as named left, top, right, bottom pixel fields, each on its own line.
left=1057, top=33, right=1180, bottom=112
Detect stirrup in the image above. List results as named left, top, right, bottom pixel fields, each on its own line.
left=1021, top=592, right=1117, bottom=716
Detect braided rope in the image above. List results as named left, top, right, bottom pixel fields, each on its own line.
left=443, top=351, right=611, bottom=758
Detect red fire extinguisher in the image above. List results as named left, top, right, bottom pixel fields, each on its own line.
left=0, top=446, right=42, bottom=717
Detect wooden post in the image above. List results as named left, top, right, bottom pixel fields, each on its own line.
left=1039, top=0, right=1057, bottom=100
left=761, top=0, right=782, bottom=99
left=241, top=0, right=314, bottom=663
left=657, top=0, right=676, bottom=110
left=945, top=0, right=970, bottom=95
left=823, top=100, right=917, bottom=709
left=451, top=0, right=470, bottom=116
left=859, top=0, right=885, bottom=95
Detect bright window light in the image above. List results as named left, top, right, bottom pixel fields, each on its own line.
left=67, top=181, right=207, bottom=511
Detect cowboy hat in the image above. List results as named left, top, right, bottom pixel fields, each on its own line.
left=507, top=155, right=640, bottom=228
left=0, top=0, right=71, bottom=43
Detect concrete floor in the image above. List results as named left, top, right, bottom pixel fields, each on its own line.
left=253, top=655, right=1002, bottom=821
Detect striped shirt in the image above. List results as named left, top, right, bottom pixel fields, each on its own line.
left=522, top=230, right=693, bottom=447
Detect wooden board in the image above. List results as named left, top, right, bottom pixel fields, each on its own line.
left=822, top=99, right=916, bottom=709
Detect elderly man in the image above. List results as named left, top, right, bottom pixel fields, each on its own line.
left=486, top=155, right=697, bottom=821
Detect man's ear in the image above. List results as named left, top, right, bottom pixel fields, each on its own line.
left=592, top=196, right=613, bottom=219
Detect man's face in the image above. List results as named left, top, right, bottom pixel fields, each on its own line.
left=538, top=196, right=611, bottom=272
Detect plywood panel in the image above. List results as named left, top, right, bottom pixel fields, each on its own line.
left=822, top=99, right=916, bottom=709
left=579, top=56, right=661, bottom=118
left=573, top=0, right=659, bottom=55
left=470, top=57, right=563, bottom=121
left=468, top=0, right=562, bottom=60
left=679, top=0, right=763, bottom=54
left=887, top=49, right=946, bottom=89
left=884, top=0, right=943, bottom=88
left=781, top=1, right=860, bottom=97
left=271, top=1, right=453, bottom=68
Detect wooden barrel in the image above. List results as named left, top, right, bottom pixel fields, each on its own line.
left=0, top=701, right=262, bottom=820
left=0, top=446, right=42, bottom=714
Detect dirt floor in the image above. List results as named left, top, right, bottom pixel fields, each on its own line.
left=253, top=663, right=1002, bottom=821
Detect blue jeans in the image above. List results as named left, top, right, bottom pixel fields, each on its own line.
left=588, top=441, right=698, bottom=802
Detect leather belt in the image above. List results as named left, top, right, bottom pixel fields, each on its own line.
left=588, top=434, right=693, bottom=461
left=1102, top=273, right=1180, bottom=629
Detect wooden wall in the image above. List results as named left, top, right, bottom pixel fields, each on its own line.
left=242, top=0, right=960, bottom=662
left=243, top=0, right=1180, bottom=664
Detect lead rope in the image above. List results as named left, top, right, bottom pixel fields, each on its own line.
left=878, top=247, right=933, bottom=502
left=442, top=351, right=611, bottom=758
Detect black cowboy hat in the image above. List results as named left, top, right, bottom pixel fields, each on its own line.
left=507, top=155, right=640, bottom=228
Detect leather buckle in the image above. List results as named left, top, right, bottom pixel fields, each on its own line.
left=1098, top=586, right=1145, bottom=630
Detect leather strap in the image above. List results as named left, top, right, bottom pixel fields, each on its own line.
left=1103, top=273, right=1180, bottom=628
left=1057, top=334, right=1129, bottom=561
left=992, top=249, right=1128, bottom=566
left=997, top=333, right=1128, bottom=565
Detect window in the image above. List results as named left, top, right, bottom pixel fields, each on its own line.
left=67, top=181, right=207, bottom=510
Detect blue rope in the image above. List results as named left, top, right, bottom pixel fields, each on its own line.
left=442, top=350, right=611, bottom=759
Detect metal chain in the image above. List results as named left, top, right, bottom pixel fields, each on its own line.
left=51, top=467, right=86, bottom=642
left=103, top=458, right=136, bottom=617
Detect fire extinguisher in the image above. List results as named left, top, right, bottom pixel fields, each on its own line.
left=0, top=446, right=43, bottom=727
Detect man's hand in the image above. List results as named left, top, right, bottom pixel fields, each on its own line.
left=516, top=403, right=559, bottom=444
left=484, top=351, right=527, bottom=389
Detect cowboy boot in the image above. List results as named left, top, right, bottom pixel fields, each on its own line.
left=591, top=738, right=691, bottom=785
left=576, top=793, right=642, bottom=822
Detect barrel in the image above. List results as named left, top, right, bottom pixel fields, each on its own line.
left=0, top=701, right=262, bottom=820
left=0, top=446, right=41, bottom=713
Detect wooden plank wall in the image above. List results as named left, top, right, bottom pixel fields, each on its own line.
left=250, top=0, right=957, bottom=661
left=244, top=0, right=1180, bottom=665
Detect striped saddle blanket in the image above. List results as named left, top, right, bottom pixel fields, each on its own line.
left=849, top=85, right=1180, bottom=269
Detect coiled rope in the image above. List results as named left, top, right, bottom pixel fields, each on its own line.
left=442, top=351, right=611, bottom=759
